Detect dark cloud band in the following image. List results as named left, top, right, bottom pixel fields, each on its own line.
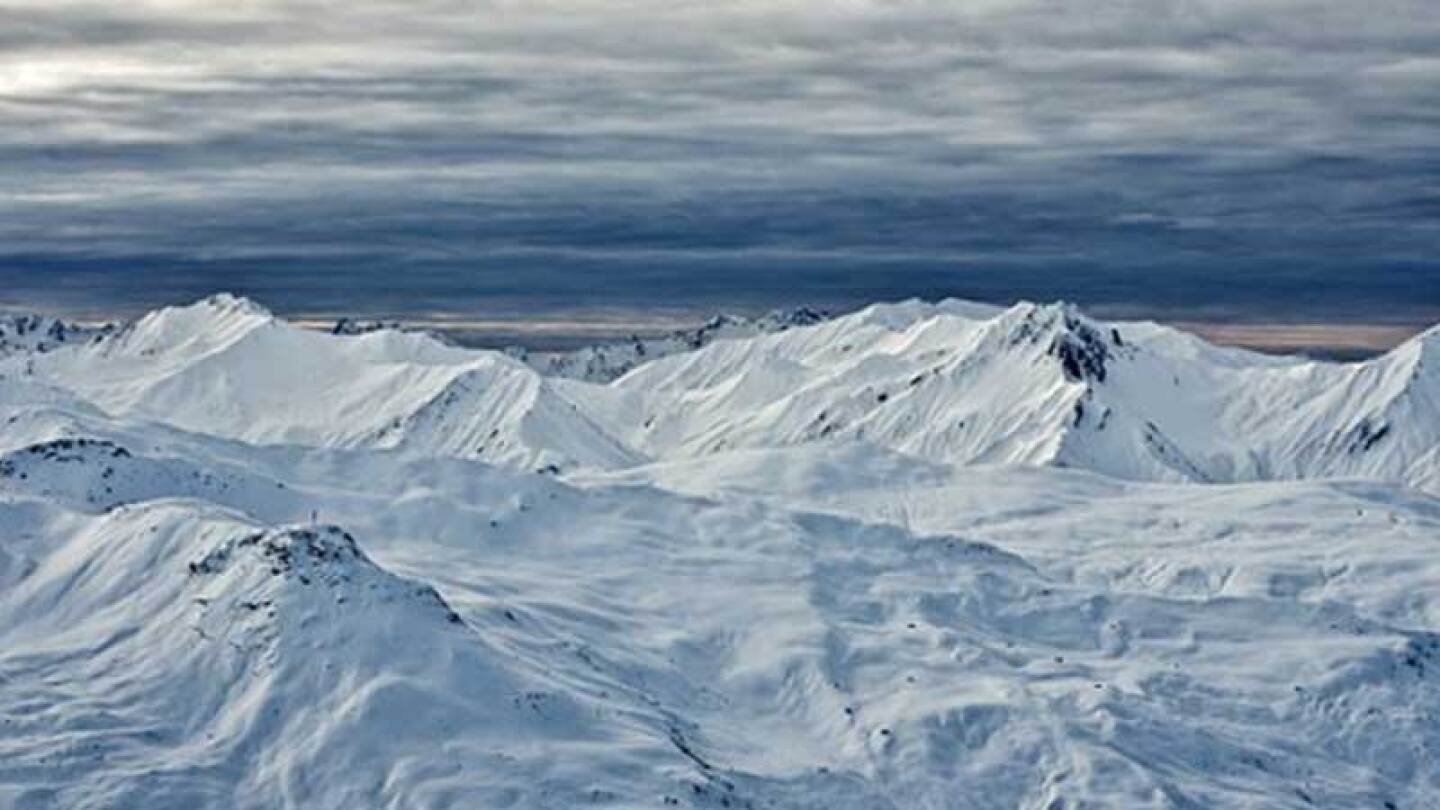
left=2, top=1, right=1437, bottom=322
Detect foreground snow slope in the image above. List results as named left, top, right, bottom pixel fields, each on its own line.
left=1, top=294, right=1438, bottom=809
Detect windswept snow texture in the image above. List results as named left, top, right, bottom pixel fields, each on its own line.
left=1, top=295, right=1438, bottom=810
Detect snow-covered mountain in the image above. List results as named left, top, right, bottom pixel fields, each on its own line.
left=0, top=313, right=113, bottom=358
left=2, top=294, right=1438, bottom=809
left=6, top=295, right=636, bottom=471
left=9, top=294, right=1436, bottom=492
left=588, top=299, right=1440, bottom=495
left=507, top=306, right=830, bottom=383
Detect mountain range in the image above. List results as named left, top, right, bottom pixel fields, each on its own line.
left=1, top=294, right=1437, bottom=809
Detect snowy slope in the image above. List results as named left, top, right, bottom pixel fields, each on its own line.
left=12, top=294, right=1434, bottom=493
left=510, top=307, right=830, bottom=383
left=2, top=419, right=1437, bottom=808
left=590, top=299, right=1440, bottom=494
left=0, top=505, right=705, bottom=810
left=1, top=293, right=1438, bottom=809
left=5, top=295, right=640, bottom=471
left=368, top=359, right=644, bottom=470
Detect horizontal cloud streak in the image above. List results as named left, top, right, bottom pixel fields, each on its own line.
left=0, top=0, right=1436, bottom=321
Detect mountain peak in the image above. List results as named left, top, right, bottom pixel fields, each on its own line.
left=109, top=293, right=277, bottom=358
left=189, top=524, right=363, bottom=578
left=331, top=316, right=403, bottom=336
left=1380, top=322, right=1440, bottom=400
left=1404, top=322, right=1440, bottom=355
left=1000, top=301, right=1117, bottom=383
left=188, top=524, right=464, bottom=623
left=137, top=293, right=275, bottom=332
left=195, top=292, right=271, bottom=317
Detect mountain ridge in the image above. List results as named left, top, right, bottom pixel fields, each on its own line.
left=4, top=294, right=1437, bottom=494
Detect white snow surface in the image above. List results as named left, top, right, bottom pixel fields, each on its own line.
left=508, top=306, right=830, bottom=383
left=1, top=294, right=1437, bottom=809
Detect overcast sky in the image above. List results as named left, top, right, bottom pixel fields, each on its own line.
left=2, top=0, right=1437, bottom=323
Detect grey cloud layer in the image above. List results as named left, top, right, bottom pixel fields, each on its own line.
left=2, top=0, right=1436, bottom=319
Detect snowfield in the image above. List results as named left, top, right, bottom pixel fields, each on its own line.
left=1, top=294, right=1437, bottom=810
